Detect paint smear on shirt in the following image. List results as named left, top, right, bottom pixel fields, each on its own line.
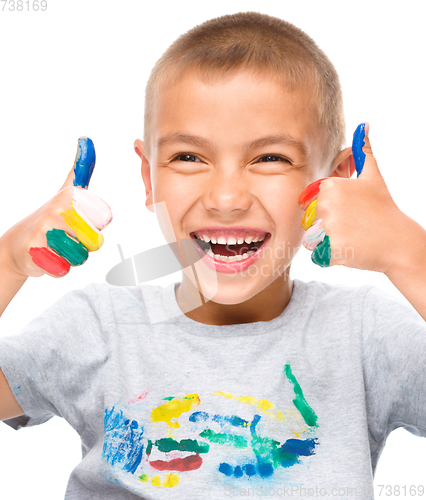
left=101, top=363, right=320, bottom=489
left=151, top=393, right=200, bottom=429
left=284, top=364, right=318, bottom=428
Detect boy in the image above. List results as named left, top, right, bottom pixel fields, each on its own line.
left=1, top=10, right=426, bottom=498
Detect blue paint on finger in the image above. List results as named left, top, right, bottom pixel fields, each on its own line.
left=352, top=123, right=366, bottom=178
left=73, top=137, right=96, bottom=188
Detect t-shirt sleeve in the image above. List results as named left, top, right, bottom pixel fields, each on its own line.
left=362, top=286, right=426, bottom=467
left=0, top=283, right=106, bottom=431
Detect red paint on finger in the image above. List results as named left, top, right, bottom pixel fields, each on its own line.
left=29, top=247, right=70, bottom=277
left=298, top=178, right=327, bottom=210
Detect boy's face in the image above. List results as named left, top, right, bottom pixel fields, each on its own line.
left=137, top=70, right=331, bottom=310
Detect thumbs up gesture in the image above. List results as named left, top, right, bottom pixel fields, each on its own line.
left=1, top=137, right=112, bottom=278
left=298, top=123, right=404, bottom=273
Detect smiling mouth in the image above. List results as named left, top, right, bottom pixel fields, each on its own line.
left=191, top=233, right=270, bottom=262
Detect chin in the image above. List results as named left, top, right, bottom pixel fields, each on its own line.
left=201, top=275, right=274, bottom=306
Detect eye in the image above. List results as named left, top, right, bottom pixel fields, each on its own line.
left=172, top=154, right=202, bottom=162
left=258, top=155, right=291, bottom=164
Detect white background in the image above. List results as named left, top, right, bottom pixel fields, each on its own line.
left=1, top=0, right=425, bottom=498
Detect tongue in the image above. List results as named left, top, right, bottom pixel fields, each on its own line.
left=210, top=242, right=258, bottom=256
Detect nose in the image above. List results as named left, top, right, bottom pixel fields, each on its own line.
left=202, top=169, right=253, bottom=215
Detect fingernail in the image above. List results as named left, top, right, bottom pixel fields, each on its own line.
left=364, top=122, right=370, bottom=138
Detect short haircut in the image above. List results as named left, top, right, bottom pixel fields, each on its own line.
left=143, top=11, right=345, bottom=165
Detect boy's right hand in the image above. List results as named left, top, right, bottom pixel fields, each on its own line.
left=0, top=137, right=113, bottom=279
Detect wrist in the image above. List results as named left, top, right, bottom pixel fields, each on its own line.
left=384, top=212, right=426, bottom=282
left=0, top=231, right=28, bottom=280
left=0, top=254, right=28, bottom=318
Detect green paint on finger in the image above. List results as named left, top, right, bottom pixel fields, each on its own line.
left=46, top=228, right=89, bottom=266
left=311, top=235, right=331, bottom=267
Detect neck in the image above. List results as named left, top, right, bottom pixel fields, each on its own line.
left=175, top=268, right=293, bottom=326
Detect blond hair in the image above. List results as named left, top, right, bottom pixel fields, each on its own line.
left=143, top=11, right=345, bottom=165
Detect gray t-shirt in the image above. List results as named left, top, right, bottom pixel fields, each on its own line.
left=1, top=279, right=425, bottom=499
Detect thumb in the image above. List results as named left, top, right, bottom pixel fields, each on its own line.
left=60, top=137, right=96, bottom=191
left=353, top=123, right=383, bottom=181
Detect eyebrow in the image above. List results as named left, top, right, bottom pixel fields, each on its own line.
left=156, top=132, right=308, bottom=157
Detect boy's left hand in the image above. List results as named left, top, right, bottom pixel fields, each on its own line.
left=298, top=124, right=407, bottom=273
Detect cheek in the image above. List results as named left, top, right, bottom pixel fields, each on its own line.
left=150, top=178, right=179, bottom=241
left=260, top=177, right=305, bottom=231
left=260, top=184, right=307, bottom=258
left=152, top=174, right=197, bottom=240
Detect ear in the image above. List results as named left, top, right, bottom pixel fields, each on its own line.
left=329, top=146, right=356, bottom=179
left=134, top=139, right=154, bottom=213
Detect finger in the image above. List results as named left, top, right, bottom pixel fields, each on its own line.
left=311, top=235, right=331, bottom=267
left=46, top=228, right=89, bottom=266
left=356, top=123, right=384, bottom=182
left=71, top=188, right=113, bottom=231
left=352, top=123, right=366, bottom=177
left=73, top=137, right=96, bottom=188
left=302, top=219, right=326, bottom=251
left=60, top=208, right=104, bottom=251
left=301, top=200, right=317, bottom=230
left=61, top=137, right=96, bottom=191
left=298, top=178, right=327, bottom=210
left=29, top=247, right=71, bottom=277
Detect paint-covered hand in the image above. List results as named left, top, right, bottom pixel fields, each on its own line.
left=298, top=124, right=404, bottom=273
left=0, top=137, right=113, bottom=278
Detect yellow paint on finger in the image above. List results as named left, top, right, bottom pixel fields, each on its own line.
left=302, top=200, right=317, bottom=230
left=61, top=208, right=104, bottom=251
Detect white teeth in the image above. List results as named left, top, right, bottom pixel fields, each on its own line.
left=212, top=250, right=255, bottom=262
left=195, top=232, right=268, bottom=245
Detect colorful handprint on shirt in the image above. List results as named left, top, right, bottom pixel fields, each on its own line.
left=101, top=364, right=319, bottom=490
